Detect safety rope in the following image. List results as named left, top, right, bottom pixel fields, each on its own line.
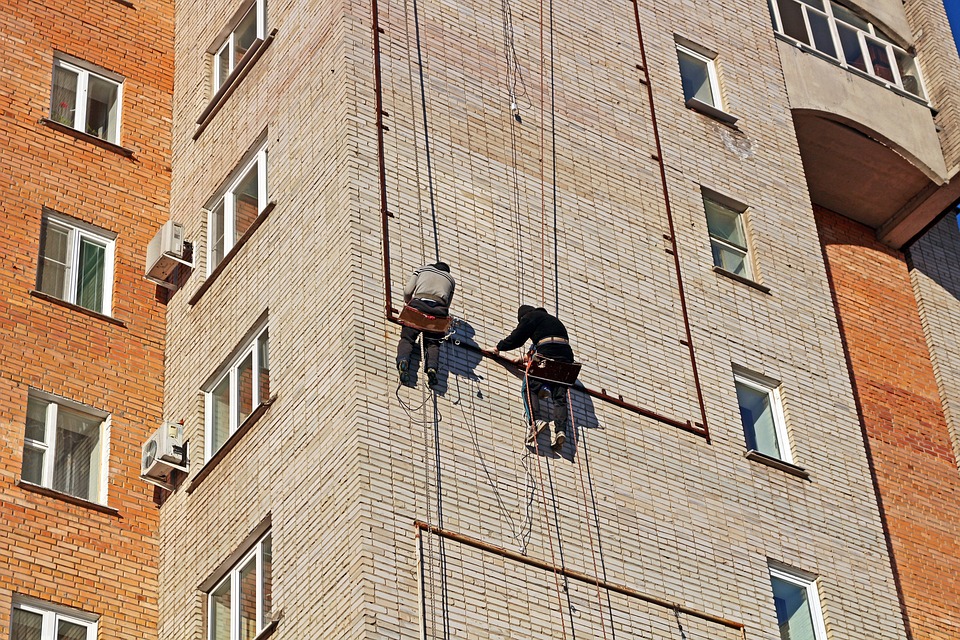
left=569, top=387, right=611, bottom=640
left=524, top=369, right=570, bottom=640
left=410, top=0, right=441, bottom=262
left=400, top=0, right=430, bottom=265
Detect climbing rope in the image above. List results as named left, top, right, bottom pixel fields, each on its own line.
left=410, top=0, right=441, bottom=262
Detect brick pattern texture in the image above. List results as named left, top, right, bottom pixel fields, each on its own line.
left=0, top=0, right=173, bottom=637
left=817, top=205, right=960, bottom=640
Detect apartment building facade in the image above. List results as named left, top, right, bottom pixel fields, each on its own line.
left=154, top=0, right=959, bottom=639
left=0, top=0, right=175, bottom=638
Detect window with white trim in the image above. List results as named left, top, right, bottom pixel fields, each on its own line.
left=735, top=370, right=792, bottom=463
left=676, top=44, right=721, bottom=109
left=768, top=0, right=925, bottom=99
left=21, top=391, right=108, bottom=504
left=11, top=598, right=98, bottom=640
left=703, top=194, right=754, bottom=279
left=37, top=212, right=116, bottom=315
left=208, top=531, right=273, bottom=640
left=213, top=0, right=268, bottom=92
left=768, top=565, right=828, bottom=640
left=205, top=322, right=270, bottom=459
left=207, top=145, right=268, bottom=273
left=50, top=56, right=122, bottom=144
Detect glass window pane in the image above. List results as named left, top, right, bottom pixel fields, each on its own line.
left=22, top=446, right=45, bottom=485
left=11, top=607, right=44, bottom=640
left=704, top=199, right=747, bottom=248
left=677, top=50, right=714, bottom=105
left=237, top=352, right=254, bottom=425
left=895, top=49, right=923, bottom=97
left=216, top=44, right=231, bottom=91
left=772, top=577, right=817, bottom=640
left=211, top=200, right=226, bottom=267
left=51, top=65, right=79, bottom=128
left=211, top=375, right=231, bottom=453
left=711, top=241, right=750, bottom=276
left=830, top=1, right=868, bottom=30
left=76, top=238, right=106, bottom=313
left=777, top=0, right=811, bottom=45
left=261, top=535, right=273, bottom=625
left=85, top=75, right=119, bottom=142
left=234, top=6, right=258, bottom=61
left=52, top=406, right=102, bottom=500
left=866, top=39, right=894, bottom=82
left=258, top=330, right=270, bottom=404
left=807, top=11, right=836, bottom=58
left=737, top=381, right=782, bottom=459
left=57, top=620, right=89, bottom=640
left=232, top=164, right=261, bottom=239
left=210, top=579, right=232, bottom=640
left=38, top=222, right=70, bottom=299
left=25, top=395, right=49, bottom=443
left=838, top=24, right=867, bottom=71
left=239, top=557, right=258, bottom=639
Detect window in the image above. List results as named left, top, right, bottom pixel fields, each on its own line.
left=207, top=145, right=268, bottom=273
left=21, top=392, right=107, bottom=503
left=703, top=194, right=753, bottom=279
left=11, top=599, right=97, bottom=640
left=205, top=322, right=270, bottom=459
left=208, top=532, right=273, bottom=640
left=676, top=44, right=721, bottom=109
left=50, top=56, right=122, bottom=144
left=37, top=212, right=116, bottom=315
left=214, top=0, right=268, bottom=92
left=735, top=370, right=791, bottom=463
left=768, top=0, right=925, bottom=98
left=768, top=565, right=828, bottom=640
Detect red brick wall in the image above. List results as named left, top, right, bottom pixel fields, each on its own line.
left=816, top=205, right=960, bottom=640
left=0, top=0, right=173, bottom=637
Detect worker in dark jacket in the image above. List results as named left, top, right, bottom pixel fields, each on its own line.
left=396, top=262, right=456, bottom=387
left=494, top=305, right=575, bottom=449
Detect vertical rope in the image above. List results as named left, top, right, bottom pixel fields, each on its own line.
left=538, top=0, right=547, bottom=307
left=401, top=0, right=430, bottom=265
left=410, top=0, right=441, bottom=262
left=547, top=0, right=560, bottom=316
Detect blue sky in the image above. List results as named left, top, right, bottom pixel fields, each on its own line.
left=947, top=0, right=960, bottom=54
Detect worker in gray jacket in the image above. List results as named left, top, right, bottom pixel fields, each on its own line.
left=396, top=262, right=456, bottom=386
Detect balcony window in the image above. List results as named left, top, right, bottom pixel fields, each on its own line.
left=207, top=145, right=268, bottom=273
left=208, top=531, right=273, bottom=640
left=768, top=0, right=925, bottom=99
left=213, top=0, right=268, bottom=92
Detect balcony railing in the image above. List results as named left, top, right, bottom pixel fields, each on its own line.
left=768, top=0, right=926, bottom=101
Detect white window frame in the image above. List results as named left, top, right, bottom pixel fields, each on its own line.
left=207, top=531, right=273, bottom=640
left=768, top=0, right=926, bottom=100
left=50, top=55, right=123, bottom=144
left=206, top=145, right=269, bottom=275
left=38, top=211, right=116, bottom=316
left=21, top=390, right=110, bottom=504
left=703, top=193, right=755, bottom=280
left=12, top=597, right=98, bottom=640
left=676, top=43, right=722, bottom=109
left=734, top=370, right=792, bottom=464
left=203, top=321, right=270, bottom=460
left=768, top=565, right=828, bottom=640
left=213, top=0, right=268, bottom=92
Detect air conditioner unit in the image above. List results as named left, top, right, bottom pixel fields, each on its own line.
left=145, top=221, right=191, bottom=288
left=141, top=422, right=188, bottom=489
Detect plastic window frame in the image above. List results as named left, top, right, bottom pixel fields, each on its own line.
left=21, top=390, right=110, bottom=505
left=206, top=145, right=269, bottom=276
left=206, top=531, right=273, bottom=640
left=767, top=564, right=828, bottom=640
left=734, top=370, right=793, bottom=464
left=676, top=43, right=722, bottom=109
left=768, top=0, right=926, bottom=100
left=703, top=194, right=755, bottom=281
left=38, top=211, right=117, bottom=316
left=203, top=321, right=270, bottom=461
left=212, top=0, right=268, bottom=92
left=51, top=56, right=123, bottom=145
left=12, top=597, right=99, bottom=640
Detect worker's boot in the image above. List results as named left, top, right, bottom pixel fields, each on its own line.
left=397, top=360, right=410, bottom=384
left=426, top=368, right=439, bottom=387
left=526, top=420, right=549, bottom=445
left=551, top=428, right=566, bottom=450
left=537, top=384, right=551, bottom=399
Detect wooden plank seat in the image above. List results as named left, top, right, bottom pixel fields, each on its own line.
left=525, top=353, right=582, bottom=385
left=397, top=304, right=453, bottom=334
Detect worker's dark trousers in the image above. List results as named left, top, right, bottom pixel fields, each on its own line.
left=523, top=377, right=571, bottom=436
left=396, top=299, right=448, bottom=371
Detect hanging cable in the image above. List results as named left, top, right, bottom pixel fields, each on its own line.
left=410, top=0, right=441, bottom=262
left=400, top=0, right=430, bottom=265
left=547, top=0, right=560, bottom=316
